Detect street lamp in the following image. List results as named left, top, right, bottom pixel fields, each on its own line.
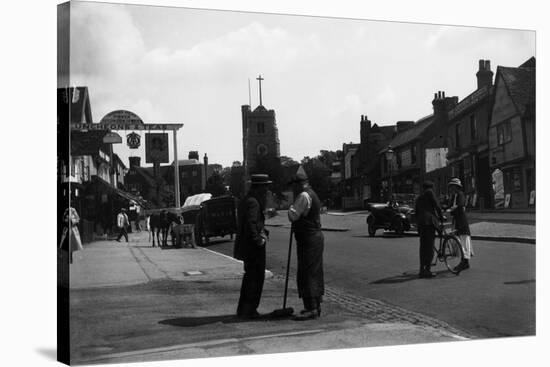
left=385, top=145, right=395, bottom=201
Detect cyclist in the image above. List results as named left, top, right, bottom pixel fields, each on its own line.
left=415, top=180, right=445, bottom=278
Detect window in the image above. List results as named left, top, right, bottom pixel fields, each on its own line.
left=396, top=151, right=402, bottom=168
left=411, top=145, right=417, bottom=164
left=497, top=121, right=512, bottom=145
left=192, top=170, right=198, bottom=177
left=470, top=114, right=477, bottom=141
left=257, top=122, right=265, bottom=134
left=455, top=123, right=461, bottom=148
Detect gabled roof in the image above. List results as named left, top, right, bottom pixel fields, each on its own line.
left=57, top=87, right=93, bottom=124
left=132, top=167, right=163, bottom=188
left=497, top=63, right=536, bottom=116
left=383, top=114, right=434, bottom=151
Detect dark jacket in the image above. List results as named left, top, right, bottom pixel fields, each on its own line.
left=415, top=189, right=444, bottom=228
left=234, top=194, right=266, bottom=261
left=450, top=191, right=471, bottom=235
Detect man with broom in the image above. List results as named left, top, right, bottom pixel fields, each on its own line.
left=288, top=167, right=325, bottom=320
left=234, top=174, right=272, bottom=319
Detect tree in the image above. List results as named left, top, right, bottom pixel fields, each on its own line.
left=205, top=172, right=227, bottom=197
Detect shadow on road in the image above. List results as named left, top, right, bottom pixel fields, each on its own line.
left=353, top=232, right=417, bottom=240
left=159, top=313, right=283, bottom=327
left=370, top=269, right=459, bottom=284
left=503, top=279, right=535, bottom=285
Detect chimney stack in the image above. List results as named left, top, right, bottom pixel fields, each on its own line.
left=188, top=151, right=199, bottom=160
left=476, top=59, right=493, bottom=89
left=129, top=156, right=141, bottom=169
left=203, top=153, right=209, bottom=190
left=396, top=121, right=414, bottom=133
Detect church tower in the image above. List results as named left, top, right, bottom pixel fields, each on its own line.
left=241, top=75, right=281, bottom=174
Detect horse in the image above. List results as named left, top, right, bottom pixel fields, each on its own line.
left=150, top=210, right=180, bottom=247
left=149, top=213, right=161, bottom=247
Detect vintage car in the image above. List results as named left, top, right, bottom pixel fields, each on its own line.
left=365, top=201, right=415, bottom=236
left=181, top=194, right=237, bottom=246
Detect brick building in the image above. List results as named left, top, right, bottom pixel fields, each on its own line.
left=446, top=60, right=495, bottom=208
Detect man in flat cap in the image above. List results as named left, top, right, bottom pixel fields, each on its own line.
left=234, top=174, right=272, bottom=319
left=288, top=166, right=325, bottom=320
left=415, top=180, right=445, bottom=278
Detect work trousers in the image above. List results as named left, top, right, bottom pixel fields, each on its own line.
left=418, top=224, right=436, bottom=271
left=117, top=227, right=129, bottom=242
left=237, top=247, right=266, bottom=316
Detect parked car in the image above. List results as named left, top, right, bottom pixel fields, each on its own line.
left=366, top=201, right=415, bottom=236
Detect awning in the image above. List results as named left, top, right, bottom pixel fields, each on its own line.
left=182, top=193, right=212, bottom=208
left=89, top=176, right=148, bottom=208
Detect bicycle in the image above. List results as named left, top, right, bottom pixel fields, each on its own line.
left=432, top=219, right=464, bottom=275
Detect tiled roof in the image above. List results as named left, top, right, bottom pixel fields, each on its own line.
left=499, top=63, right=536, bottom=116
left=382, top=114, right=434, bottom=151
left=174, top=159, right=201, bottom=166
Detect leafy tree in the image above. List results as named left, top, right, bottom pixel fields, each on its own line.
left=205, top=171, right=227, bottom=197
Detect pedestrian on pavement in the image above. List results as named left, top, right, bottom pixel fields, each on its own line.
left=59, top=206, right=84, bottom=264
left=415, top=180, right=445, bottom=278
left=115, top=208, right=130, bottom=243
left=288, top=168, right=325, bottom=320
left=234, top=174, right=272, bottom=319
left=448, top=178, right=473, bottom=271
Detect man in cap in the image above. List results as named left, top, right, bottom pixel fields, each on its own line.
left=288, top=167, right=325, bottom=320
left=415, top=180, right=445, bottom=278
left=234, top=174, right=272, bottom=319
left=115, top=208, right=130, bottom=243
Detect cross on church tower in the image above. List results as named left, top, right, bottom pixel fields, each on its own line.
left=256, top=74, right=264, bottom=106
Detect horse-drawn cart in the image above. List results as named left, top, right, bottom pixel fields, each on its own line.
left=181, top=194, right=237, bottom=246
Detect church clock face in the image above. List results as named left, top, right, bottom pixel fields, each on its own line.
left=256, top=143, right=268, bottom=156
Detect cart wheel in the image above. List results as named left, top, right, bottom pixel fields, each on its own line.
left=368, top=222, right=376, bottom=237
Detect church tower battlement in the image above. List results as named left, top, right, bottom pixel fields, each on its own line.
left=241, top=75, right=281, bottom=173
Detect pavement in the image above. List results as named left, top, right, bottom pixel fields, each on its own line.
left=265, top=209, right=536, bottom=244
left=69, top=230, right=469, bottom=365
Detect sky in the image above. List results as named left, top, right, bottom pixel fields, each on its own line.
left=68, top=1, right=536, bottom=168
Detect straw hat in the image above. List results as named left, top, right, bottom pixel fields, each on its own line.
left=448, top=178, right=463, bottom=188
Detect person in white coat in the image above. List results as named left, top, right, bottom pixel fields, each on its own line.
left=115, top=208, right=130, bottom=242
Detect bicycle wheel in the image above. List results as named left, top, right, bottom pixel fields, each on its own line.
left=443, top=235, right=464, bottom=274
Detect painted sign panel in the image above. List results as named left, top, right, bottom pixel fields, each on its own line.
left=145, top=133, right=169, bottom=163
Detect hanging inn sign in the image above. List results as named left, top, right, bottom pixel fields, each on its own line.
left=70, top=109, right=184, bottom=207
